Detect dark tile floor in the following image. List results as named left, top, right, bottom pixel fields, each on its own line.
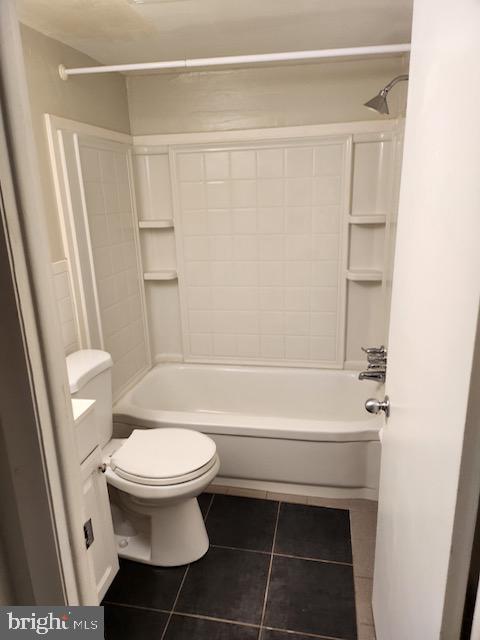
left=103, top=494, right=357, bottom=640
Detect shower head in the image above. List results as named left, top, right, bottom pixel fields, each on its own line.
left=364, top=74, right=409, bottom=115
left=364, top=89, right=390, bottom=115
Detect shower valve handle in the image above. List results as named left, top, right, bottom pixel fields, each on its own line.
left=362, top=345, right=386, bottom=355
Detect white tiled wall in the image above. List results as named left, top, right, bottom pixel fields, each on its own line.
left=79, top=142, right=149, bottom=395
left=172, top=139, right=349, bottom=366
left=52, top=260, right=79, bottom=356
left=352, top=140, right=394, bottom=215
left=134, top=153, right=173, bottom=220
left=133, top=152, right=183, bottom=362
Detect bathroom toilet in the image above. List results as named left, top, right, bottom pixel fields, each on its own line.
left=66, top=349, right=220, bottom=567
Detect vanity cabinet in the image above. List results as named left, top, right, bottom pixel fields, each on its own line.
left=80, top=447, right=118, bottom=602
left=73, top=398, right=118, bottom=602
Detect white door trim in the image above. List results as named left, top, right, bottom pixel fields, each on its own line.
left=0, top=0, right=100, bottom=604
left=441, top=310, right=480, bottom=637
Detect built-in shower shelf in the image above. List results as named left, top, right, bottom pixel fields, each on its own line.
left=139, top=219, right=174, bottom=229
left=346, top=269, right=383, bottom=282
left=143, top=270, right=178, bottom=281
left=348, top=215, right=387, bottom=225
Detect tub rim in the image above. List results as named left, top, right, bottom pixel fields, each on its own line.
left=113, top=363, right=382, bottom=443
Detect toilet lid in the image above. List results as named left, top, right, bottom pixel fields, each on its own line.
left=110, top=428, right=217, bottom=486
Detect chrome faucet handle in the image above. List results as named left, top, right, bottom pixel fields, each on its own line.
left=359, top=370, right=386, bottom=382
left=367, top=363, right=387, bottom=371
left=360, top=346, right=388, bottom=384
left=362, top=345, right=386, bottom=355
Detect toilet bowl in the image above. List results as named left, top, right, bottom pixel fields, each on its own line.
left=104, top=429, right=219, bottom=566
left=67, top=349, right=219, bottom=567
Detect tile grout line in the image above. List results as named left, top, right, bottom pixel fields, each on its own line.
left=203, top=493, right=215, bottom=523
left=106, top=497, right=359, bottom=639
left=350, top=507, right=371, bottom=639
left=160, top=565, right=191, bottom=640
left=264, top=624, right=350, bottom=640
left=102, top=600, right=171, bottom=615
left=209, top=487, right=378, bottom=510
left=103, top=602, right=351, bottom=640
left=257, top=501, right=281, bottom=640
left=210, top=544, right=270, bottom=555
left=274, top=552, right=352, bottom=567
left=352, top=564, right=360, bottom=639
left=209, top=544, right=353, bottom=567
left=159, top=493, right=214, bottom=640
left=169, top=610, right=261, bottom=630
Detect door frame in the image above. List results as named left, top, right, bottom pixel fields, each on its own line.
left=443, top=310, right=480, bottom=637
left=4, top=0, right=480, bottom=624
left=0, top=0, right=100, bottom=604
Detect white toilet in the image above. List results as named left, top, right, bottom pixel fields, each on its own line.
left=66, top=349, right=220, bottom=567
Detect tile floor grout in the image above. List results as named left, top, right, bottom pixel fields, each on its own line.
left=104, top=601, right=353, bottom=640
left=170, top=610, right=260, bottom=629
left=160, top=561, right=191, bottom=640
left=105, top=494, right=371, bottom=640
left=263, top=626, right=348, bottom=640
left=103, top=600, right=171, bottom=614
left=210, top=543, right=354, bottom=566
left=104, top=591, right=358, bottom=637
left=257, top=501, right=281, bottom=640
left=207, top=486, right=378, bottom=510
left=274, top=552, right=352, bottom=567
left=203, top=493, right=215, bottom=522
left=160, top=493, right=214, bottom=640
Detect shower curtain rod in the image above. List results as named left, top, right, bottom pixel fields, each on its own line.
left=58, top=43, right=410, bottom=79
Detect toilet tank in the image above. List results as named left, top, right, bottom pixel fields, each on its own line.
left=66, top=350, right=114, bottom=448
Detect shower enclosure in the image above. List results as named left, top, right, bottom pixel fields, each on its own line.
left=47, top=115, right=403, bottom=498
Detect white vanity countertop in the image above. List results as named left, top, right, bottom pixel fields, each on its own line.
left=71, top=398, right=95, bottom=423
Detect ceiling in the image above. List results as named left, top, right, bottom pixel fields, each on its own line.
left=16, top=0, right=413, bottom=66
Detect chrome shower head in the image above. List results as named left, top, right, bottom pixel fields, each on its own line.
left=364, top=74, right=409, bottom=115
left=364, top=89, right=390, bottom=115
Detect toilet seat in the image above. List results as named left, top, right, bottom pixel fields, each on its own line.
left=110, top=428, right=217, bottom=486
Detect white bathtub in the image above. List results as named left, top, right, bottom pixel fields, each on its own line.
left=114, top=363, right=383, bottom=500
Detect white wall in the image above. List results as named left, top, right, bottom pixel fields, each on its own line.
left=127, top=57, right=408, bottom=135
left=20, top=25, right=131, bottom=261
left=52, top=260, right=80, bottom=356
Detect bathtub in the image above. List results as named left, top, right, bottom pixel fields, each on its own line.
left=114, top=363, right=383, bottom=500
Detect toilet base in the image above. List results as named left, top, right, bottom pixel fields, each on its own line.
left=114, top=497, right=209, bottom=567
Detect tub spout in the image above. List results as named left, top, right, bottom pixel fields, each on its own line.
left=358, top=369, right=386, bottom=383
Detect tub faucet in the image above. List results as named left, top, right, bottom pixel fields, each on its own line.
left=362, top=345, right=386, bottom=358
left=359, top=345, right=387, bottom=383
left=359, top=369, right=386, bottom=382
